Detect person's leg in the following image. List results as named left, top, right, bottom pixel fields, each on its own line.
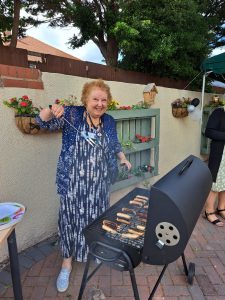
left=56, top=258, right=72, bottom=292
left=62, top=257, right=72, bottom=270
left=204, top=190, right=224, bottom=226
left=217, top=191, right=225, bottom=219
left=57, top=196, right=74, bottom=292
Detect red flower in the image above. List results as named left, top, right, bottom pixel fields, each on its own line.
left=135, top=134, right=152, bottom=143
left=119, top=105, right=132, bottom=110
left=22, top=95, right=29, bottom=100
left=10, top=97, right=17, bottom=103
left=20, top=101, right=28, bottom=107
left=55, top=99, right=60, bottom=104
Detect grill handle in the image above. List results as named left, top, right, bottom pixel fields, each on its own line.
left=178, top=159, right=193, bottom=175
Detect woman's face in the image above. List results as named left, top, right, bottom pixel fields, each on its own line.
left=86, top=87, right=108, bottom=118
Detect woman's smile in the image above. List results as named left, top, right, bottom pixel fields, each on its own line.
left=86, top=87, right=108, bottom=119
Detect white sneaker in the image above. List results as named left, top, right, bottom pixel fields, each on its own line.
left=56, top=267, right=71, bottom=292
left=95, top=258, right=102, bottom=264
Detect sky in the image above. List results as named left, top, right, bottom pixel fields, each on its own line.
left=25, top=23, right=105, bottom=64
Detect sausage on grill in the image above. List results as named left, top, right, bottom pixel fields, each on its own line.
left=128, top=228, right=144, bottom=236
left=116, top=218, right=130, bottom=225
left=102, top=220, right=120, bottom=233
left=117, top=212, right=131, bottom=220
left=137, top=225, right=145, bottom=231
left=121, top=232, right=140, bottom=239
left=136, top=195, right=149, bottom=201
left=122, top=207, right=136, bottom=214
left=129, top=200, right=143, bottom=206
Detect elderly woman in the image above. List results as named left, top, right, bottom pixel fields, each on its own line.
left=36, top=79, right=131, bottom=292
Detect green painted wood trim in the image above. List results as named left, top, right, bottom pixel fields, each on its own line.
left=155, top=112, right=160, bottom=143
left=107, top=108, right=160, bottom=192
left=110, top=172, right=157, bottom=192
left=123, top=140, right=156, bottom=154
left=200, top=147, right=209, bottom=155
left=107, top=109, right=160, bottom=119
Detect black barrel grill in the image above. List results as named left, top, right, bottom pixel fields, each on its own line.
left=78, top=155, right=212, bottom=300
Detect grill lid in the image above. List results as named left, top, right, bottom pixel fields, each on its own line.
left=142, top=155, right=212, bottom=265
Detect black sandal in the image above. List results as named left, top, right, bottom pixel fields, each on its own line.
left=217, top=208, right=225, bottom=220
left=204, top=211, right=224, bottom=226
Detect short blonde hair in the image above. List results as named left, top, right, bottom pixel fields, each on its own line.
left=81, top=79, right=112, bottom=106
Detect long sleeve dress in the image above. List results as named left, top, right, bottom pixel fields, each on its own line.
left=36, top=106, right=122, bottom=261
left=205, top=107, right=225, bottom=191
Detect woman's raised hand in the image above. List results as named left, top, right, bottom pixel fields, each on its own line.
left=39, top=104, right=65, bottom=121
left=50, top=104, right=64, bottom=119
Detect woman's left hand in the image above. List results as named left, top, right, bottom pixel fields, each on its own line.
left=120, top=159, right=132, bottom=170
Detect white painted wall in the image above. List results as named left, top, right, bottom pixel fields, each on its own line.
left=0, top=72, right=217, bottom=261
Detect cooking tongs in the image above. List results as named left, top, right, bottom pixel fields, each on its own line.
left=48, top=105, right=96, bottom=147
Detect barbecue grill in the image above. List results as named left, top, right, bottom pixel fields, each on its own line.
left=78, top=155, right=212, bottom=300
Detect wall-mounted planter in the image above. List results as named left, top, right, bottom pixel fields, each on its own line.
left=172, top=107, right=188, bottom=118
left=15, top=115, right=46, bottom=135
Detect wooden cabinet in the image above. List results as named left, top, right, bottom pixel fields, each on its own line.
left=107, top=109, right=160, bottom=191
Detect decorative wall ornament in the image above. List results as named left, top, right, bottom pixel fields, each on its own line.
left=143, top=83, right=158, bottom=107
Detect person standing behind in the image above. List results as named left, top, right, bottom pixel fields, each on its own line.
left=36, top=79, right=132, bottom=292
left=204, top=107, right=225, bottom=226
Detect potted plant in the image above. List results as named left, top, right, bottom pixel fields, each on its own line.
left=54, top=94, right=79, bottom=106
left=3, top=94, right=79, bottom=134
left=204, top=96, right=224, bottom=108
left=3, top=95, right=41, bottom=134
left=171, top=97, right=191, bottom=118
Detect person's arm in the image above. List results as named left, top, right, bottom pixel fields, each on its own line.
left=39, top=104, right=64, bottom=121
left=117, top=151, right=132, bottom=170
left=36, top=104, right=65, bottom=130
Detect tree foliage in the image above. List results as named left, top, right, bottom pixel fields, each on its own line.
left=197, top=0, right=225, bottom=48
left=0, top=0, right=41, bottom=46
left=1, top=0, right=225, bottom=83
left=26, top=0, right=122, bottom=66
left=116, top=0, right=211, bottom=80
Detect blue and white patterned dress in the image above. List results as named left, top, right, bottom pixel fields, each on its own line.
left=58, top=119, right=110, bottom=261
left=36, top=106, right=122, bottom=262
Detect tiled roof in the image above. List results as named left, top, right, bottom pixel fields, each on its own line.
left=143, top=83, right=158, bottom=93
left=16, top=36, right=81, bottom=61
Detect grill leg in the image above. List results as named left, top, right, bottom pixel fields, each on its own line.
left=181, top=253, right=188, bottom=276
left=129, top=268, right=140, bottom=300
left=148, top=264, right=168, bottom=300
left=78, top=253, right=92, bottom=300
left=7, top=229, right=23, bottom=300
left=181, top=253, right=195, bottom=285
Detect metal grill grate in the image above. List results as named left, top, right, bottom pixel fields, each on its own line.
left=85, top=193, right=149, bottom=249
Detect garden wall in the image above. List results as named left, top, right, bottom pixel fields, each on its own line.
left=0, top=71, right=216, bottom=262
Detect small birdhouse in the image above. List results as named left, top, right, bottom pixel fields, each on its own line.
left=143, top=83, right=158, bottom=107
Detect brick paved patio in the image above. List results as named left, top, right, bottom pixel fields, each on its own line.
left=0, top=212, right=225, bottom=300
